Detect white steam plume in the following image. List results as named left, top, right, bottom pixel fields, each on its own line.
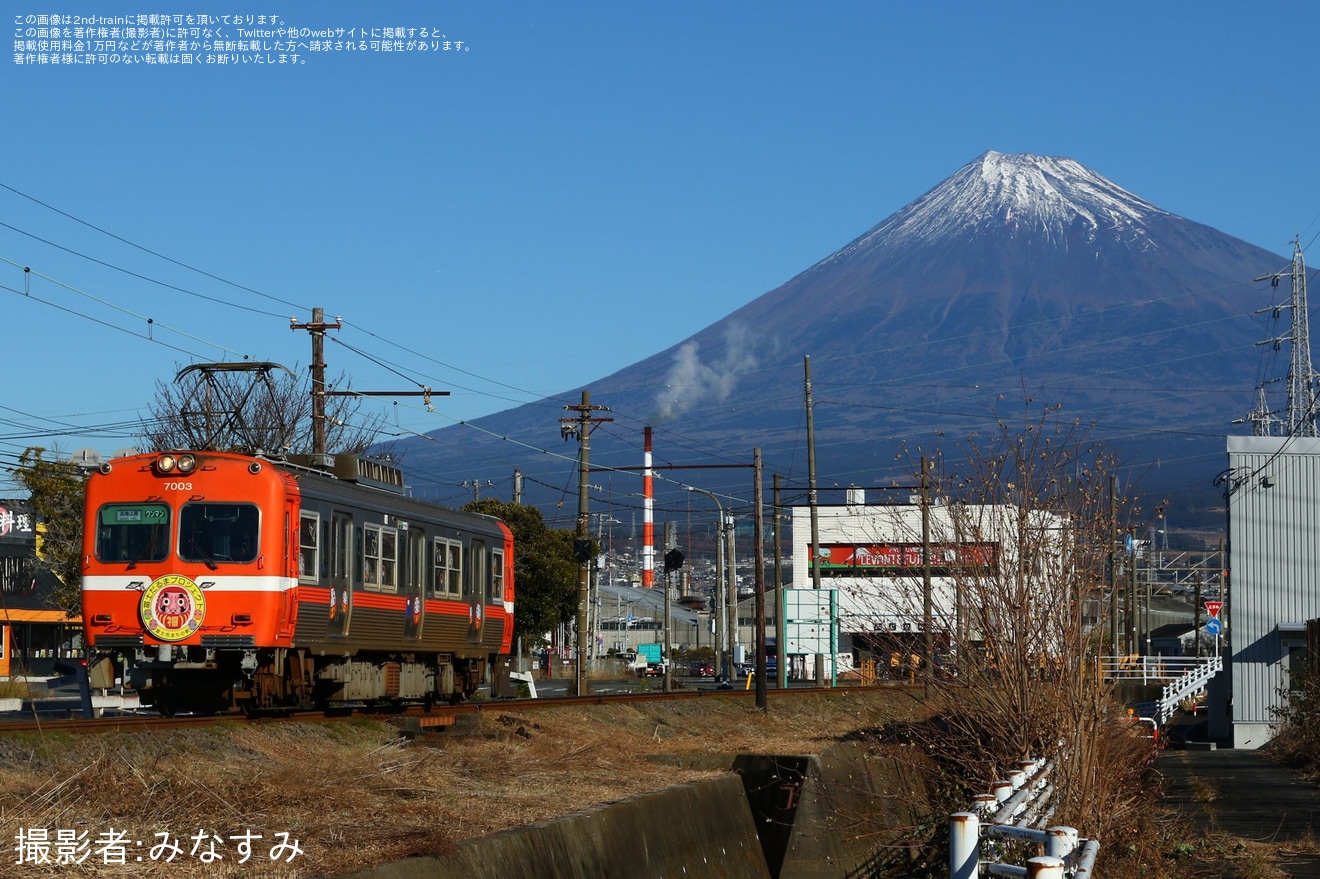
left=654, top=323, right=758, bottom=420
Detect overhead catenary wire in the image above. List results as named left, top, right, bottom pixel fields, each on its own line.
left=0, top=175, right=1300, bottom=514
left=0, top=257, right=253, bottom=361
left=0, top=180, right=309, bottom=313
left=0, top=219, right=290, bottom=318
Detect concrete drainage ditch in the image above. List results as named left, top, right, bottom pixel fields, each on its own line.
left=333, top=741, right=933, bottom=879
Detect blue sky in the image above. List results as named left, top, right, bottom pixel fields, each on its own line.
left=3, top=1, right=1318, bottom=494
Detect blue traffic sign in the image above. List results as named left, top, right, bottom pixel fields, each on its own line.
left=1205, top=618, right=1223, bottom=636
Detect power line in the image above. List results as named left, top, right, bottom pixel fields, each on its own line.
left=0, top=181, right=308, bottom=312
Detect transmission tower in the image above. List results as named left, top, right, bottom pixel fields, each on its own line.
left=1235, top=381, right=1283, bottom=436
left=1251, top=239, right=1319, bottom=437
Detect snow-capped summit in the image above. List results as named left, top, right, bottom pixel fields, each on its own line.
left=394, top=150, right=1289, bottom=529
left=834, top=150, right=1175, bottom=260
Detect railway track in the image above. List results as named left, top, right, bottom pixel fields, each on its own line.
left=0, top=681, right=912, bottom=736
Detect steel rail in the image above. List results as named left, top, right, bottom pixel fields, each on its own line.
left=0, top=681, right=906, bottom=736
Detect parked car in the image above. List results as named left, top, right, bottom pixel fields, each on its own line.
left=736, top=657, right=777, bottom=677
left=689, top=661, right=714, bottom=677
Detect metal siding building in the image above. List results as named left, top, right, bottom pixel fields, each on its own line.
left=1224, top=436, right=1320, bottom=748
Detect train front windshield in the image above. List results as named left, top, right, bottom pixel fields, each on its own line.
left=96, top=503, right=170, bottom=566
left=179, top=503, right=260, bottom=564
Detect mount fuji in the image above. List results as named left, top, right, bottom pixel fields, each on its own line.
left=393, top=151, right=1288, bottom=535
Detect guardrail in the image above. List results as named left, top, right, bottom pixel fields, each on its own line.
left=1099, top=655, right=1214, bottom=685
left=950, top=758, right=1100, bottom=879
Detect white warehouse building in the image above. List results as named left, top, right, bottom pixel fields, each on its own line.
left=789, top=491, right=1068, bottom=672
left=1217, top=436, right=1320, bottom=749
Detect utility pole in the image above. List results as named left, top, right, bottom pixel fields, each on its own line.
left=1108, top=475, right=1118, bottom=656
left=753, top=448, right=767, bottom=710
left=460, top=479, right=494, bottom=502
left=687, top=486, right=728, bottom=679
left=560, top=391, right=612, bottom=696
left=921, top=456, right=933, bottom=682
left=663, top=521, right=675, bottom=693
left=1194, top=568, right=1203, bottom=659
left=804, top=355, right=827, bottom=686
left=726, top=505, right=737, bottom=672
left=291, top=307, right=445, bottom=456
left=512, top=468, right=523, bottom=504
left=289, top=307, right=341, bottom=457
left=1126, top=537, right=1137, bottom=654
left=773, top=473, right=787, bottom=690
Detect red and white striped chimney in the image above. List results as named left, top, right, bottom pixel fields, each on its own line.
left=642, top=426, right=654, bottom=588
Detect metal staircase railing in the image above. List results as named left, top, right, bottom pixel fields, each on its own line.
left=1099, top=655, right=1222, bottom=726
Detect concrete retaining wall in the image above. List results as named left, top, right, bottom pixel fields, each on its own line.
left=334, top=772, right=771, bottom=879
left=735, top=743, right=933, bottom=879
left=333, top=743, right=933, bottom=879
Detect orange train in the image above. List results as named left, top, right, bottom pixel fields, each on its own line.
left=81, top=450, right=514, bottom=715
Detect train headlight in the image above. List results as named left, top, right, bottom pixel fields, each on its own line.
left=156, top=453, right=197, bottom=475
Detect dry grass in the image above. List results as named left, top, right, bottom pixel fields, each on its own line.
left=1187, top=774, right=1218, bottom=803
left=1189, top=834, right=1291, bottom=879
left=1, top=690, right=1291, bottom=879
left=0, top=679, right=37, bottom=699
left=0, top=690, right=921, bottom=878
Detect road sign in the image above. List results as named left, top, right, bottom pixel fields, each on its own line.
left=1205, top=618, right=1223, bottom=636
left=1205, top=600, right=1222, bottom=619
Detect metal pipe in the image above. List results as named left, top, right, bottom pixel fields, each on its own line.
left=1072, top=840, right=1100, bottom=878
left=949, top=812, right=979, bottom=879
left=1025, top=856, right=1065, bottom=879
left=1044, top=827, right=1077, bottom=861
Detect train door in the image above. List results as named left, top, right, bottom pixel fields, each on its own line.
left=278, top=502, right=296, bottom=637
left=467, top=538, right=487, bottom=645
left=327, top=510, right=353, bottom=636
left=403, top=526, right=425, bottom=641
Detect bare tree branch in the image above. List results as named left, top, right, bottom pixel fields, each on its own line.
left=137, top=363, right=388, bottom=456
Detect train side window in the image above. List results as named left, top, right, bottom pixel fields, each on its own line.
left=96, top=503, right=170, bottom=564
left=179, top=503, right=259, bottom=564
left=408, top=528, right=426, bottom=593
left=363, top=526, right=378, bottom=589
left=470, top=539, right=487, bottom=601
left=381, top=527, right=397, bottom=592
left=355, top=525, right=364, bottom=588
left=432, top=537, right=462, bottom=598
left=364, top=523, right=398, bottom=593
left=320, top=518, right=330, bottom=579
left=330, top=512, right=351, bottom=582
left=492, top=547, right=505, bottom=602
left=448, top=542, right=462, bottom=596
left=299, top=512, right=320, bottom=583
